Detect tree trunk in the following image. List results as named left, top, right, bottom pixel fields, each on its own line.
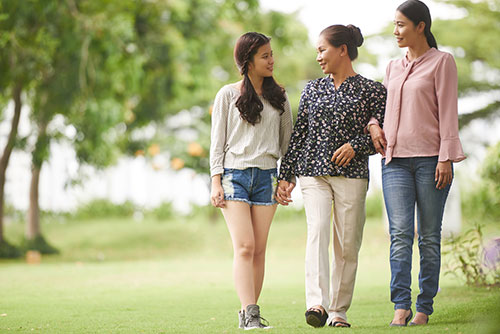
left=26, top=165, right=41, bottom=240
left=0, top=83, right=22, bottom=242
left=26, top=114, right=50, bottom=240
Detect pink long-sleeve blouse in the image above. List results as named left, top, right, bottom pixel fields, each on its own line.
left=382, top=47, right=466, bottom=164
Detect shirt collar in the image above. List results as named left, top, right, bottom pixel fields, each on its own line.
left=403, top=47, right=437, bottom=67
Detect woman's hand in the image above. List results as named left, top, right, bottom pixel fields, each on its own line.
left=275, top=180, right=295, bottom=206
left=210, top=175, right=226, bottom=208
left=332, top=143, right=355, bottom=167
left=369, top=124, right=387, bottom=156
left=435, top=161, right=453, bottom=190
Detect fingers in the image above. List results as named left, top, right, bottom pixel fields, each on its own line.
left=275, top=181, right=294, bottom=206
left=435, top=163, right=453, bottom=190
left=331, top=144, right=355, bottom=167
left=211, top=191, right=225, bottom=208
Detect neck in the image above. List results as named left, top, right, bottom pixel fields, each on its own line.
left=247, top=72, right=264, bottom=95
left=330, top=63, right=356, bottom=89
left=407, top=38, right=431, bottom=61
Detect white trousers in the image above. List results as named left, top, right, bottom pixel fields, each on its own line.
left=300, top=175, right=368, bottom=323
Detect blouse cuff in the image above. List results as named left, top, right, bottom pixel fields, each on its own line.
left=438, top=138, right=466, bottom=163
left=210, top=166, right=224, bottom=178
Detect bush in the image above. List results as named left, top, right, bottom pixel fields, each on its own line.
left=150, top=202, right=174, bottom=221
left=74, top=199, right=136, bottom=219
left=0, top=239, right=22, bottom=258
left=366, top=192, right=383, bottom=219
left=442, top=223, right=500, bottom=287
left=462, top=141, right=500, bottom=224
left=20, top=235, right=59, bottom=255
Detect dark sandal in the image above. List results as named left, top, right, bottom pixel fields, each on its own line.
left=329, top=320, right=351, bottom=328
left=389, top=309, right=413, bottom=327
left=305, top=307, right=328, bottom=328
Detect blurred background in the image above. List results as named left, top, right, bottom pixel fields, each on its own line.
left=0, top=0, right=499, bottom=279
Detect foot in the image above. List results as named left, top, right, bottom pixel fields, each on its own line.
left=244, top=304, right=271, bottom=330
left=389, top=309, right=412, bottom=326
left=328, top=317, right=351, bottom=327
left=238, top=310, right=245, bottom=329
left=305, top=305, right=328, bottom=328
left=409, top=312, right=429, bottom=326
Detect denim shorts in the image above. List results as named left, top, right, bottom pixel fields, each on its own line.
left=222, top=167, right=278, bottom=206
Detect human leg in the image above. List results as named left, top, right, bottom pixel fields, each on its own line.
left=299, top=176, right=334, bottom=326
left=328, top=176, right=368, bottom=323
left=414, top=157, right=451, bottom=318
left=382, top=158, right=417, bottom=323
left=250, top=203, right=277, bottom=302
left=222, top=201, right=256, bottom=309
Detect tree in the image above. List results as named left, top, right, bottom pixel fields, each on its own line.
left=23, top=0, right=145, bottom=253
left=0, top=0, right=60, bottom=257
left=432, top=0, right=500, bottom=128
left=363, top=0, right=500, bottom=129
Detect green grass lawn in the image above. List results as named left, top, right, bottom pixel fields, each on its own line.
left=1, top=208, right=499, bottom=333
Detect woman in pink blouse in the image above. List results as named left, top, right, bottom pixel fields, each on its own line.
left=368, top=0, right=466, bottom=327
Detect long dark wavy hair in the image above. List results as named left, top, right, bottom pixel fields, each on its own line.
left=233, top=32, right=286, bottom=125
left=397, top=0, right=438, bottom=49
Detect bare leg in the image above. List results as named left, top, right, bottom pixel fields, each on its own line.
left=222, top=201, right=256, bottom=309
left=250, top=204, right=277, bottom=301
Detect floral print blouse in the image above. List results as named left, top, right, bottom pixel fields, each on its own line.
left=278, top=74, right=386, bottom=181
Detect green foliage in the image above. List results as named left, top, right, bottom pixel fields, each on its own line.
left=443, top=223, right=500, bottom=287
left=20, top=234, right=59, bottom=254
left=461, top=141, right=500, bottom=223
left=74, top=199, right=136, bottom=219
left=365, top=192, right=383, bottom=219
left=150, top=202, right=174, bottom=221
left=0, top=238, right=21, bottom=258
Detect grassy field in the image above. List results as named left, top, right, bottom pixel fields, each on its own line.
left=1, top=208, right=499, bottom=333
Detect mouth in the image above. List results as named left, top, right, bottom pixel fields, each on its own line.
left=267, top=66, right=273, bottom=72
left=396, top=37, right=403, bottom=43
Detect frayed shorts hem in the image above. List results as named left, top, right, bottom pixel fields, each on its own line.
left=224, top=198, right=277, bottom=207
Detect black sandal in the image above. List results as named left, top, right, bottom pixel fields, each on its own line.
left=305, top=307, right=328, bottom=328
left=329, top=320, right=351, bottom=328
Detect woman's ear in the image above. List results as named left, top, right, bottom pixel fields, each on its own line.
left=416, top=21, right=426, bottom=34
left=341, top=44, right=348, bottom=57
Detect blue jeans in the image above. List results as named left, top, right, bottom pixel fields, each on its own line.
left=222, top=167, right=278, bottom=206
left=382, top=157, right=451, bottom=315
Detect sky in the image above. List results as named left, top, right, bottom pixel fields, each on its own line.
left=259, top=0, right=463, bottom=42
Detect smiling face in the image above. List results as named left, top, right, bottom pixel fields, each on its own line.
left=247, top=43, right=274, bottom=78
left=316, top=35, right=344, bottom=75
left=393, top=10, right=425, bottom=48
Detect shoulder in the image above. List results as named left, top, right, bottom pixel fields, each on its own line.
left=215, top=83, right=239, bottom=100
left=357, top=75, right=386, bottom=93
left=303, top=76, right=329, bottom=93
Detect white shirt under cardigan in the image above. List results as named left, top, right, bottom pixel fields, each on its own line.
left=210, top=83, right=293, bottom=177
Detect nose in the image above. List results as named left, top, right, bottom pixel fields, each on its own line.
left=393, top=26, right=399, bottom=35
left=316, top=53, right=322, bottom=62
left=269, top=56, right=274, bottom=65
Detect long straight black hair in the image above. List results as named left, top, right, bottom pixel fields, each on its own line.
left=233, top=32, right=286, bottom=125
left=397, top=0, right=438, bottom=49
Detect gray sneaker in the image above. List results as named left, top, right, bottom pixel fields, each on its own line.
left=244, top=304, right=271, bottom=330
left=238, top=310, right=245, bottom=329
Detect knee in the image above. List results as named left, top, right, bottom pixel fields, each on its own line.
left=235, top=241, right=255, bottom=260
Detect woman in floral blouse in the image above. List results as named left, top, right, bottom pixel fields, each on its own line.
left=276, top=24, right=386, bottom=328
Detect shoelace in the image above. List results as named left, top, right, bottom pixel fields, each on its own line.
left=245, top=314, right=270, bottom=327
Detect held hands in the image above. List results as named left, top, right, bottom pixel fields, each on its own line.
left=331, top=143, right=355, bottom=167
left=369, top=124, right=387, bottom=156
left=210, top=176, right=226, bottom=208
left=435, top=161, right=453, bottom=190
left=275, top=180, right=295, bottom=206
